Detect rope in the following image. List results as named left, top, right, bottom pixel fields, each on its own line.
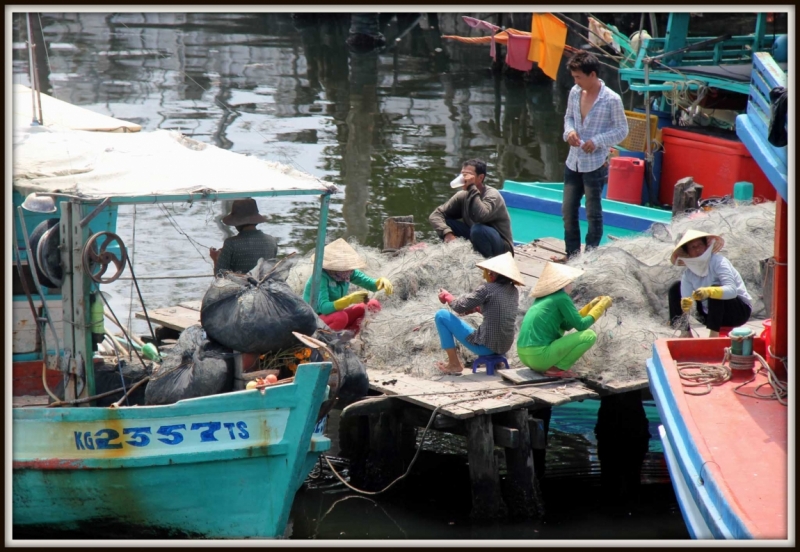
left=677, top=347, right=787, bottom=406
left=322, top=389, right=516, bottom=496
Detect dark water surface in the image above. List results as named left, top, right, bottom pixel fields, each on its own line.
left=13, top=11, right=691, bottom=540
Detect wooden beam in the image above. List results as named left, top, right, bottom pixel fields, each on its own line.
left=465, top=414, right=507, bottom=518
left=497, top=409, right=539, bottom=518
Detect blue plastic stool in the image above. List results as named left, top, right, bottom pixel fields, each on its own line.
left=472, top=355, right=508, bottom=376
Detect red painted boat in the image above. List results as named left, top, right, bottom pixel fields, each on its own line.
left=647, top=337, right=787, bottom=538
left=646, top=49, right=789, bottom=541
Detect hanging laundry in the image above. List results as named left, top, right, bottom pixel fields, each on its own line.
left=462, top=15, right=501, bottom=59
left=506, top=32, right=533, bottom=72
left=587, top=17, right=620, bottom=53
left=528, top=13, right=568, bottom=80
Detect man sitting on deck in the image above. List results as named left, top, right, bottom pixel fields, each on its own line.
left=209, top=198, right=278, bottom=275
left=429, top=159, right=514, bottom=259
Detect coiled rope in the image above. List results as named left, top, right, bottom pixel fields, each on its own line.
left=677, top=347, right=787, bottom=405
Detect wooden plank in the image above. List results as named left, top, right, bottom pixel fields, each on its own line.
left=497, top=367, right=561, bottom=385
left=581, top=377, right=650, bottom=395
left=135, top=305, right=201, bottom=332
left=367, top=370, right=596, bottom=417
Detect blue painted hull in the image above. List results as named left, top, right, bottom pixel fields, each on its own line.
left=13, top=363, right=331, bottom=539
left=500, top=181, right=672, bottom=245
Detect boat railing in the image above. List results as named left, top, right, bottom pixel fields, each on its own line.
left=734, top=52, right=787, bottom=199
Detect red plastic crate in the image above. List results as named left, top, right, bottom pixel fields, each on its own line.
left=659, top=127, right=777, bottom=205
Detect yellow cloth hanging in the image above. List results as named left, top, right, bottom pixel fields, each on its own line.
left=527, top=13, right=568, bottom=80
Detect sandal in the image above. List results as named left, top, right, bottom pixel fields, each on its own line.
left=542, top=367, right=577, bottom=378
left=436, top=361, right=463, bottom=375
left=549, top=255, right=568, bottom=264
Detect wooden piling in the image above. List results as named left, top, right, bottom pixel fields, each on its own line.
left=671, top=176, right=704, bottom=217
left=497, top=409, right=540, bottom=518
left=383, top=215, right=415, bottom=252
left=465, top=414, right=507, bottom=518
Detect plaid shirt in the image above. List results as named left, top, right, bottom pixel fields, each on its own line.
left=450, top=281, right=519, bottom=354
left=216, top=228, right=278, bottom=274
left=563, top=80, right=628, bottom=173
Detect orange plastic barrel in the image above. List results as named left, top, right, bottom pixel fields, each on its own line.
left=606, top=156, right=645, bottom=204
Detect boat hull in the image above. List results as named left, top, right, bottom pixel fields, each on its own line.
left=647, top=339, right=787, bottom=540
left=13, top=363, right=331, bottom=539
left=501, top=181, right=672, bottom=245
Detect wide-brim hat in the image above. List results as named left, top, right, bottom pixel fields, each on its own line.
left=530, top=262, right=584, bottom=298
left=670, top=229, right=724, bottom=265
left=314, top=238, right=367, bottom=271
left=476, top=252, right=525, bottom=285
left=222, top=198, right=268, bottom=226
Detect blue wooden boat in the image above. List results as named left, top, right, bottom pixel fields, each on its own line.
left=645, top=51, right=788, bottom=540
left=500, top=180, right=672, bottom=245
left=12, top=96, right=339, bottom=538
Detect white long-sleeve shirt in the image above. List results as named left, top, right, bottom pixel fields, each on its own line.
left=680, top=253, right=753, bottom=310
left=563, top=80, right=628, bottom=173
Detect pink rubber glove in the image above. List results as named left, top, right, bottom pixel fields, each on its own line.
left=438, top=289, right=455, bottom=304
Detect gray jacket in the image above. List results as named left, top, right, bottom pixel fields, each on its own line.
left=429, top=185, right=514, bottom=253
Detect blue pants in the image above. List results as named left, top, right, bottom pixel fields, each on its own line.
left=445, top=218, right=507, bottom=258
left=562, top=164, right=608, bottom=258
left=434, top=309, right=495, bottom=355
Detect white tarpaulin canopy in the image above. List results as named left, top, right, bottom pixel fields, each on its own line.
left=13, top=127, right=335, bottom=202
left=13, top=84, right=142, bottom=133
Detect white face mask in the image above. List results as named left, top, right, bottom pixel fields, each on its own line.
left=679, top=241, right=714, bottom=277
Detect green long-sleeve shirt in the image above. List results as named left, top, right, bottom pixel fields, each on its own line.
left=302, top=269, right=378, bottom=315
left=517, top=290, right=595, bottom=348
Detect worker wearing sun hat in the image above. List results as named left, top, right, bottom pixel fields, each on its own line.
left=302, top=238, right=393, bottom=333
left=517, top=262, right=611, bottom=378
left=435, top=252, right=522, bottom=375
left=668, top=229, right=751, bottom=337
left=209, top=198, right=278, bottom=275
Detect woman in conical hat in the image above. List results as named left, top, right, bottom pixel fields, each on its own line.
left=668, top=229, right=751, bottom=337
left=516, top=262, right=612, bottom=378
left=302, top=238, right=394, bottom=333
left=434, top=252, right=522, bottom=375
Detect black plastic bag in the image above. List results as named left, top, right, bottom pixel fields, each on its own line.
left=768, top=86, right=787, bottom=148
left=145, top=325, right=234, bottom=405
left=312, top=325, right=369, bottom=408
left=201, top=258, right=317, bottom=354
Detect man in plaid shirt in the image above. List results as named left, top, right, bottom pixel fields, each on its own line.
left=559, top=51, right=628, bottom=261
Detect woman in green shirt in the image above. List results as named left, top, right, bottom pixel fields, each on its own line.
left=302, top=238, right=393, bottom=333
left=517, top=262, right=611, bottom=378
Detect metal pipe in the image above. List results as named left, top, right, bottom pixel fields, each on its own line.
left=308, top=193, right=331, bottom=311
left=644, top=60, right=655, bottom=206
left=25, top=13, right=39, bottom=125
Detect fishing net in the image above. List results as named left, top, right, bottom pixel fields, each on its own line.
left=286, top=202, right=775, bottom=385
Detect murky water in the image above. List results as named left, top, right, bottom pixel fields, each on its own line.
left=12, top=11, right=691, bottom=540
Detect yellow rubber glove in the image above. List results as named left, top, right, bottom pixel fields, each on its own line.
left=692, top=286, right=724, bottom=301
left=680, top=297, right=694, bottom=313
left=332, top=290, right=369, bottom=311
left=578, top=296, right=602, bottom=317
left=375, top=277, right=393, bottom=296
left=587, top=296, right=613, bottom=322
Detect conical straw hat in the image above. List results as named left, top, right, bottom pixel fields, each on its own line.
left=476, top=252, right=525, bottom=285
left=529, top=262, right=584, bottom=298
left=670, top=229, right=724, bottom=265
left=315, top=238, right=366, bottom=271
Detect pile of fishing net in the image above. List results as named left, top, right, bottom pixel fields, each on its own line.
left=286, top=201, right=775, bottom=384
left=566, top=201, right=775, bottom=383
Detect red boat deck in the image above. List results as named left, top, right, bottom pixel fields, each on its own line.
left=656, top=339, right=787, bottom=539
